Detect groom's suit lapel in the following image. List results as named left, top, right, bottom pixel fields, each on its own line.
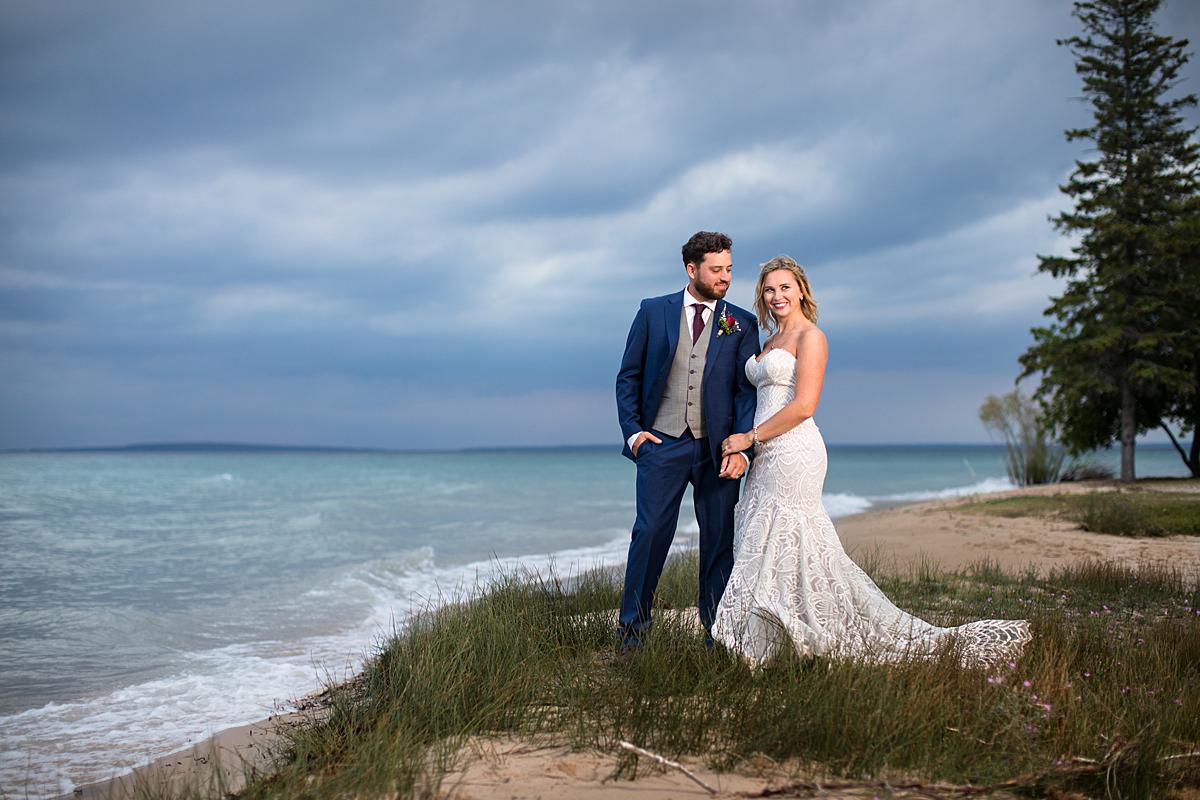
left=662, top=292, right=681, bottom=357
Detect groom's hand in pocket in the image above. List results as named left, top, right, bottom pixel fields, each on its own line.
left=719, top=454, right=747, bottom=480
left=631, top=431, right=662, bottom=458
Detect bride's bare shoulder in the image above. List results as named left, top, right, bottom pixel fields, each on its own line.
left=793, top=325, right=827, bottom=351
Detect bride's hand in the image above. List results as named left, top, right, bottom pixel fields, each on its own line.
left=721, top=432, right=753, bottom=456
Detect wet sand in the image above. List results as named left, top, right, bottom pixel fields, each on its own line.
left=66, top=716, right=287, bottom=799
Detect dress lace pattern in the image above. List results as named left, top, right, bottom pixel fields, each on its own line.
left=711, top=349, right=1031, bottom=667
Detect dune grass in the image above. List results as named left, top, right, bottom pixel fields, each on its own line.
left=958, top=486, right=1200, bottom=537
left=112, top=551, right=1200, bottom=800
left=163, top=550, right=1200, bottom=800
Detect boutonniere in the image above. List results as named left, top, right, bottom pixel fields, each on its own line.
left=716, top=307, right=742, bottom=337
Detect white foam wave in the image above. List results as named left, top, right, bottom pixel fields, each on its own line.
left=0, top=649, right=321, bottom=798
left=874, top=477, right=1015, bottom=503
left=343, top=536, right=633, bottom=624
left=823, top=492, right=873, bottom=518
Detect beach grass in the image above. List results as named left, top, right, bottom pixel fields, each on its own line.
left=957, top=483, right=1200, bottom=537
left=150, top=550, right=1200, bottom=800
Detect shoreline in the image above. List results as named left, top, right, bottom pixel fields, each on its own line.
left=64, top=718, right=280, bottom=800
left=63, top=479, right=1200, bottom=799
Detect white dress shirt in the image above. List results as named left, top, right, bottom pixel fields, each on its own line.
left=686, top=291, right=716, bottom=333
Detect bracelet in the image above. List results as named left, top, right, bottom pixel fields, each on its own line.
left=752, top=426, right=759, bottom=445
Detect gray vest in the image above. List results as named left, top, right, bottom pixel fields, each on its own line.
left=652, top=303, right=711, bottom=438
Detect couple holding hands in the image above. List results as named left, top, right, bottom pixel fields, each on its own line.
left=615, top=231, right=1030, bottom=666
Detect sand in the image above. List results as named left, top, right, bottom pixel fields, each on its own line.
left=440, top=736, right=777, bottom=799
left=68, top=480, right=1199, bottom=799
left=837, top=481, right=1200, bottom=576
left=65, top=716, right=288, bottom=799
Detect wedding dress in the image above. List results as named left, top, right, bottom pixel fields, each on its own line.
left=711, top=349, right=1031, bottom=667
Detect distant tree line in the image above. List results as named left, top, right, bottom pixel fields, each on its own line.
left=1015, top=0, right=1198, bottom=482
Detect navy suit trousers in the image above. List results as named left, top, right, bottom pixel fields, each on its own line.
left=618, top=428, right=740, bottom=645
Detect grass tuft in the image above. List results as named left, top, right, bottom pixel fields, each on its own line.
left=1078, top=491, right=1162, bottom=536
left=960, top=486, right=1200, bottom=537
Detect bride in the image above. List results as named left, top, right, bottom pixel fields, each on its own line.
left=711, top=256, right=1031, bottom=667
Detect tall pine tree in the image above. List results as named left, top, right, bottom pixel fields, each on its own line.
left=1020, top=0, right=1198, bottom=480
left=1156, top=193, right=1200, bottom=475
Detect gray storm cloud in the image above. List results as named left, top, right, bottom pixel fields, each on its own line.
left=1, top=1, right=1196, bottom=448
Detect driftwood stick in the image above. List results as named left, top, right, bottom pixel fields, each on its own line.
left=618, top=740, right=718, bottom=794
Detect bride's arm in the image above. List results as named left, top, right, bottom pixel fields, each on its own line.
left=722, top=330, right=827, bottom=454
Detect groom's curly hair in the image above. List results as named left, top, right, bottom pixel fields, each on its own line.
left=681, top=231, right=732, bottom=267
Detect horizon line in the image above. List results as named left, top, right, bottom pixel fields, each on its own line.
left=1, top=439, right=1183, bottom=455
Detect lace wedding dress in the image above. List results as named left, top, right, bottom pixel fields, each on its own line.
left=711, top=349, right=1031, bottom=667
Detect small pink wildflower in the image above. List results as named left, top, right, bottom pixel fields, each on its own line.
left=1022, top=680, right=1032, bottom=688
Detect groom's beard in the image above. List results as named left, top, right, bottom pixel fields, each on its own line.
left=692, top=277, right=729, bottom=301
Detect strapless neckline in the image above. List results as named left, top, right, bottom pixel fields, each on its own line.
left=750, top=348, right=796, bottom=366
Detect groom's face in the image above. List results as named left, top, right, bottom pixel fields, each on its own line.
left=687, top=250, right=732, bottom=301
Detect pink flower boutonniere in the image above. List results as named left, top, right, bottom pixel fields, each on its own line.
left=716, top=307, right=741, bottom=337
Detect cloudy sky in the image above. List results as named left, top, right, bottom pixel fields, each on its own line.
left=2, top=1, right=1197, bottom=449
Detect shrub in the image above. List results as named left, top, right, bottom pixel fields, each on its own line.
left=979, top=391, right=1066, bottom=486
left=1060, top=460, right=1116, bottom=482
left=1078, top=492, right=1163, bottom=536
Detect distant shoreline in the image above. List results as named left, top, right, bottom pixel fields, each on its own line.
left=3, top=440, right=1187, bottom=455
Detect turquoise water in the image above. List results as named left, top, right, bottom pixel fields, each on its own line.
left=0, top=444, right=1189, bottom=795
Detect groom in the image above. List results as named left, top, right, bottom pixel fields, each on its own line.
left=615, top=231, right=760, bottom=648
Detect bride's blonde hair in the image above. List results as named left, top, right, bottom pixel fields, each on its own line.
left=754, top=255, right=818, bottom=331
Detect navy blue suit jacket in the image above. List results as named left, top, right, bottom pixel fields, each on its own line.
left=616, top=291, right=760, bottom=469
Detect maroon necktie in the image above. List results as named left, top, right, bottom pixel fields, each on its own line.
left=691, top=303, right=707, bottom=345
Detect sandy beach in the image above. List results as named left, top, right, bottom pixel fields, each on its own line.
left=71, top=480, right=1200, bottom=799
left=837, top=480, right=1200, bottom=576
